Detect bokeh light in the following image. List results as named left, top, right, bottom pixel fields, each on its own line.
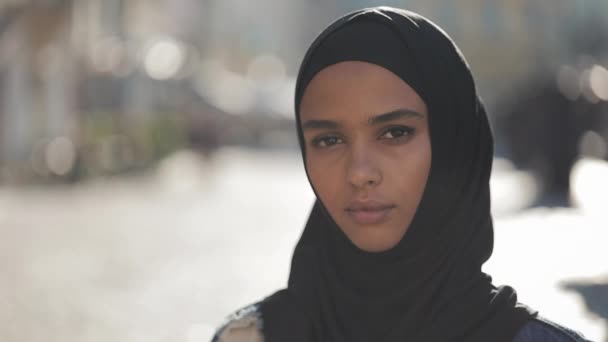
left=45, top=137, right=76, bottom=176
left=143, top=37, right=186, bottom=80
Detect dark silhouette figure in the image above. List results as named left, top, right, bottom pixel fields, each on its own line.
left=562, top=279, right=608, bottom=342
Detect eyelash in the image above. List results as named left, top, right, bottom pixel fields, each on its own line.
left=380, top=126, right=415, bottom=142
left=310, top=125, right=415, bottom=148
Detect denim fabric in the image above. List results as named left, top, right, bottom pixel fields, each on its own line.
left=512, top=317, right=593, bottom=342
left=212, top=304, right=593, bottom=342
left=211, top=303, right=262, bottom=342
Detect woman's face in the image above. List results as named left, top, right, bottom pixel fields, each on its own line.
left=299, top=61, right=431, bottom=252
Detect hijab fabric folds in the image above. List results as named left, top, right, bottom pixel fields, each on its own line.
left=261, top=7, right=537, bottom=342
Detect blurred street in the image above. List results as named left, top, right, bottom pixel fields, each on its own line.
left=1, top=1, right=608, bottom=342
left=1, top=147, right=606, bottom=342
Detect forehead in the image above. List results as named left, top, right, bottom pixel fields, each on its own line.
left=298, top=61, right=427, bottom=120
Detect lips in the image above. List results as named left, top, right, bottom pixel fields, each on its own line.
left=345, top=200, right=395, bottom=225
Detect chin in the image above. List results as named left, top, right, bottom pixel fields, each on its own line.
left=350, top=232, right=402, bottom=252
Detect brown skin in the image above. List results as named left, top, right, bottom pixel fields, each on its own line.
left=299, top=61, right=432, bottom=252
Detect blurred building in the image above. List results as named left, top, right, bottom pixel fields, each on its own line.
left=0, top=0, right=607, bottom=184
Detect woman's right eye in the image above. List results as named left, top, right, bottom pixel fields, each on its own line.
left=311, top=135, right=343, bottom=148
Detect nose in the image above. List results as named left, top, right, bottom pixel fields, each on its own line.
left=347, top=146, right=382, bottom=189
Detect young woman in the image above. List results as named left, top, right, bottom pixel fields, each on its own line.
left=211, top=7, right=591, bottom=342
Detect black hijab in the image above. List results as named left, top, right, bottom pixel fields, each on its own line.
left=261, top=7, right=537, bottom=342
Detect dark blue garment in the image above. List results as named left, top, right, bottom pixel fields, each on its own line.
left=512, top=317, right=592, bottom=342
left=212, top=304, right=593, bottom=342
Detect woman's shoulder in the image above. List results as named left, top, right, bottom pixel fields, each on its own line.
left=211, top=303, right=264, bottom=342
left=209, top=305, right=593, bottom=342
left=513, top=316, right=592, bottom=342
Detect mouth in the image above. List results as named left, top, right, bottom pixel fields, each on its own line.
left=345, top=202, right=396, bottom=225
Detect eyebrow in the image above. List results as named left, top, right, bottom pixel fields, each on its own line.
left=301, top=109, right=424, bottom=131
left=368, top=109, right=424, bottom=124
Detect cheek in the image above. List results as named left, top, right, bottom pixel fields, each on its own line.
left=305, top=154, right=344, bottom=207
left=390, top=138, right=432, bottom=208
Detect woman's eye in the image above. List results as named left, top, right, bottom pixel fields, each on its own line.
left=312, top=135, right=343, bottom=148
left=380, top=126, right=414, bottom=140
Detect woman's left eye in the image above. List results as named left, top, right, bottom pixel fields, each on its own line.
left=379, top=126, right=414, bottom=140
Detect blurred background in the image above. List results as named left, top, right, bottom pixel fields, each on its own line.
left=0, top=0, right=607, bottom=341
